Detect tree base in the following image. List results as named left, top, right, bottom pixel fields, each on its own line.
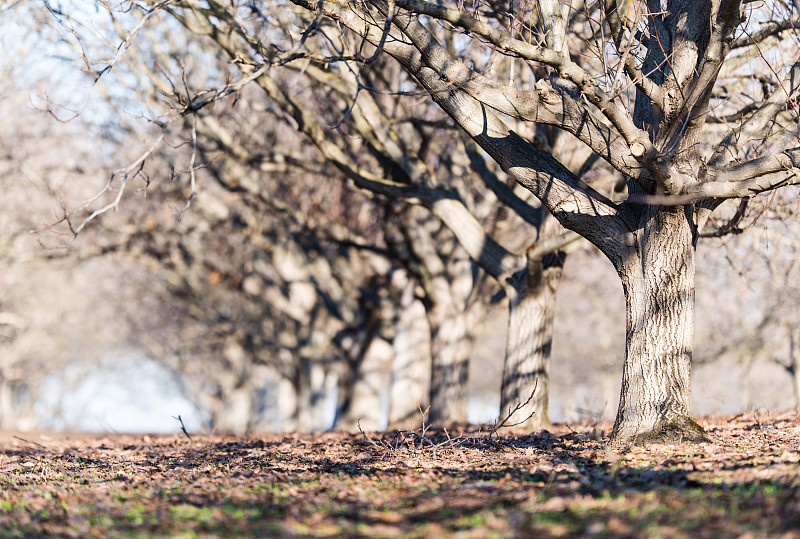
left=609, top=416, right=710, bottom=449
left=511, top=415, right=552, bottom=432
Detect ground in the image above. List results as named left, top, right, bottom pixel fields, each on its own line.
left=1, top=412, right=799, bottom=538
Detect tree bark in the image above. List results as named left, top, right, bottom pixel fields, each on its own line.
left=339, top=337, right=393, bottom=431
left=0, top=380, right=14, bottom=430
left=610, top=205, right=709, bottom=447
left=388, top=279, right=432, bottom=428
left=790, top=327, right=800, bottom=409
left=428, top=306, right=475, bottom=425
left=499, top=252, right=563, bottom=430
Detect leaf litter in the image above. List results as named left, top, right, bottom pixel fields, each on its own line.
left=0, top=411, right=799, bottom=537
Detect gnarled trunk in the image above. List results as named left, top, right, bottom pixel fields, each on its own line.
left=499, top=252, right=563, bottom=430
left=610, top=206, right=709, bottom=447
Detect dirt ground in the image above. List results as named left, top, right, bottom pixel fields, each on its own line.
left=1, top=412, right=799, bottom=538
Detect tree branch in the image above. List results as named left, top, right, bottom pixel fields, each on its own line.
left=460, top=136, right=544, bottom=229
left=709, top=57, right=800, bottom=168
left=631, top=163, right=800, bottom=205
left=365, top=0, right=653, bottom=150
left=710, top=147, right=800, bottom=184
left=394, top=59, right=632, bottom=255
left=731, top=16, right=800, bottom=49
left=527, top=229, right=582, bottom=261
left=699, top=197, right=749, bottom=237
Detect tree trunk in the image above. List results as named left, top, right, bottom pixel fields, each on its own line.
left=247, top=365, right=291, bottom=432
left=610, top=206, right=709, bottom=447
left=0, top=367, right=40, bottom=431
left=0, top=379, right=14, bottom=430
left=740, top=356, right=755, bottom=411
left=296, top=360, right=331, bottom=432
left=790, top=327, right=800, bottom=409
left=793, top=352, right=800, bottom=411
left=339, top=337, right=393, bottom=431
left=275, top=368, right=299, bottom=432
left=499, top=252, right=563, bottom=430
left=428, top=307, right=474, bottom=425
left=211, top=385, right=254, bottom=435
left=396, top=206, right=481, bottom=427
left=388, top=282, right=432, bottom=429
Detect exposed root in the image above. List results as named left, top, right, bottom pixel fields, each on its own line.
left=609, top=416, right=711, bottom=450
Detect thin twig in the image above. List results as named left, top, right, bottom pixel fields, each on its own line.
left=488, top=377, right=539, bottom=439
left=172, top=415, right=192, bottom=440
left=13, top=436, right=48, bottom=449
left=357, top=419, right=382, bottom=449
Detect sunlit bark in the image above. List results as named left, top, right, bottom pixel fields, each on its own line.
left=611, top=206, right=708, bottom=447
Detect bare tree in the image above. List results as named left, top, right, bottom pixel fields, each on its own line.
left=159, top=0, right=800, bottom=445
left=694, top=201, right=800, bottom=411
left=0, top=8, right=147, bottom=429
left=42, top=2, right=592, bottom=429
left=101, top=129, right=395, bottom=432
left=41, top=0, right=800, bottom=444
left=299, top=0, right=800, bottom=445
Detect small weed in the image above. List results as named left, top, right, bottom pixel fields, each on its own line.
left=455, top=511, right=489, bottom=528
left=124, top=504, right=148, bottom=525
left=221, top=504, right=262, bottom=520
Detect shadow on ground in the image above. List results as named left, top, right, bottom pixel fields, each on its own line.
left=1, top=412, right=799, bottom=537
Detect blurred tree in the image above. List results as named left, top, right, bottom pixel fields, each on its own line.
left=38, top=0, right=800, bottom=445
left=149, top=0, right=800, bottom=446
left=40, top=1, right=594, bottom=430
left=0, top=5, right=144, bottom=429
left=694, top=201, right=800, bottom=411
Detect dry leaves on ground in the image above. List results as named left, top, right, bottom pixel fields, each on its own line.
left=1, top=412, right=799, bottom=537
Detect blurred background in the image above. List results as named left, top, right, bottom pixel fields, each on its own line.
left=2, top=1, right=799, bottom=435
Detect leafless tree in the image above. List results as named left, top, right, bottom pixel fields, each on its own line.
left=39, top=0, right=800, bottom=445
left=41, top=1, right=596, bottom=430
left=694, top=199, right=800, bottom=411
left=159, top=0, right=800, bottom=445
left=0, top=7, right=146, bottom=429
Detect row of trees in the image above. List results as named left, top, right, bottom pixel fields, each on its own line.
left=39, top=0, right=586, bottom=432
left=1, top=0, right=799, bottom=445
